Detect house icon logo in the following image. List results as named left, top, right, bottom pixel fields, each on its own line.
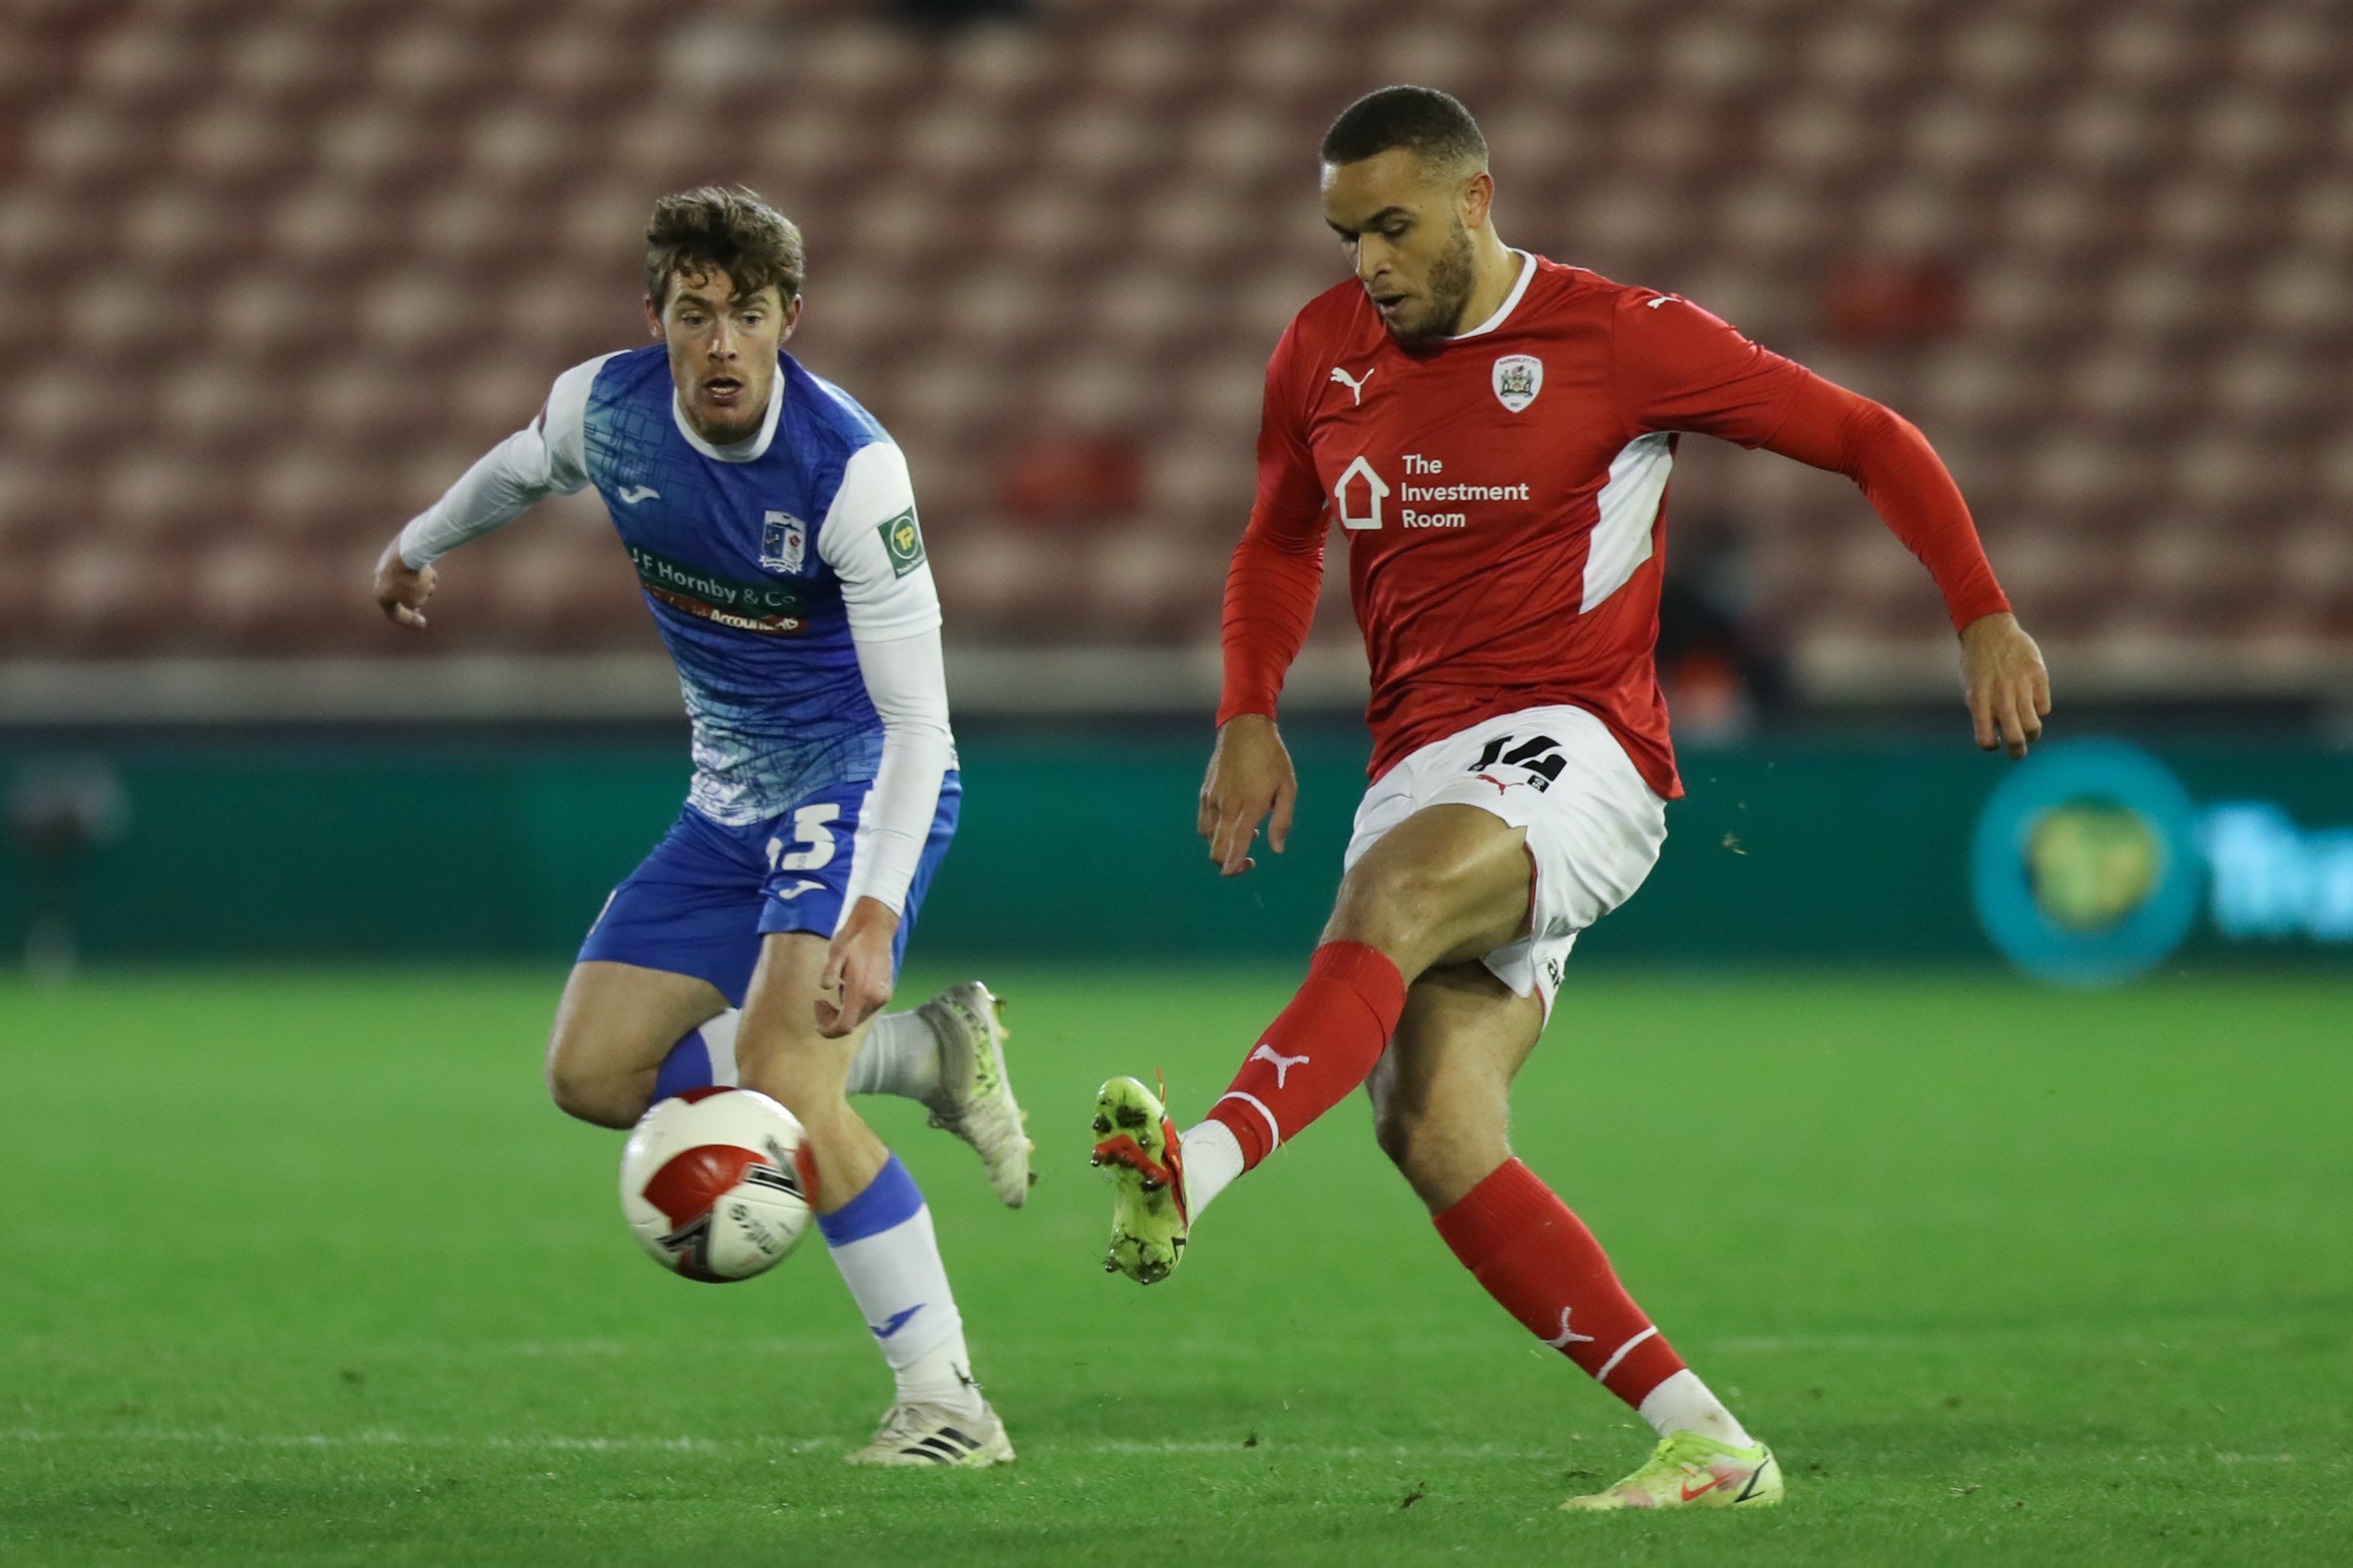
left=1336, top=455, right=1389, bottom=531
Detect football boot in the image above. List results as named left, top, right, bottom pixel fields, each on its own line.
left=1089, top=1074, right=1189, bottom=1284
left=917, top=982, right=1033, bottom=1208
left=1560, top=1431, right=1783, bottom=1511
left=844, top=1400, right=1015, bottom=1467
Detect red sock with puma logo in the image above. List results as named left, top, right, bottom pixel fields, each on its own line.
left=1433, top=1157, right=1687, bottom=1408
left=1204, top=940, right=1407, bottom=1169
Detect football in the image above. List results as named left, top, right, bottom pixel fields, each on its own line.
left=619, top=1087, right=814, bottom=1283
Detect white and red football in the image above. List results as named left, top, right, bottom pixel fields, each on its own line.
left=619, top=1087, right=813, bottom=1283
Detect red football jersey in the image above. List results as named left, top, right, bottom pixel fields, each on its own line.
left=1220, top=254, right=2010, bottom=798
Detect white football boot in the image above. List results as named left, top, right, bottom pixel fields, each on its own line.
left=843, top=1400, right=1016, bottom=1467
left=917, top=982, right=1033, bottom=1208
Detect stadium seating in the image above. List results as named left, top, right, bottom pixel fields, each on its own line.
left=0, top=0, right=2346, bottom=692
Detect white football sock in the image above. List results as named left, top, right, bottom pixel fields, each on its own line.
left=1178, top=1119, right=1245, bottom=1217
left=696, top=1010, right=741, bottom=1084
left=842, top=1010, right=944, bottom=1104
left=1637, top=1369, right=1753, bottom=1447
left=892, top=1333, right=981, bottom=1410
left=818, top=1154, right=982, bottom=1414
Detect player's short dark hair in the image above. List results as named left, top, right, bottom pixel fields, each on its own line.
left=645, top=186, right=805, bottom=308
left=1320, top=85, right=1489, bottom=173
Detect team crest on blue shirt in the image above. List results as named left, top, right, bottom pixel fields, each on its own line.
left=760, top=510, right=808, bottom=574
left=1493, top=355, right=1543, bottom=414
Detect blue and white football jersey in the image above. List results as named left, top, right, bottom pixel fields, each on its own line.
left=516, top=347, right=944, bottom=823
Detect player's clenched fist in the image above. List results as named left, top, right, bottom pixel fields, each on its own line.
left=1959, top=611, right=2051, bottom=760
left=372, top=538, right=437, bottom=629
left=1199, top=712, right=1298, bottom=878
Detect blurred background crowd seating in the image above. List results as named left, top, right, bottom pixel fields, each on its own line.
left=1, top=0, right=2346, bottom=717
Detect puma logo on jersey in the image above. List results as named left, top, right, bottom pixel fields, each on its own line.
left=1329, top=366, right=1376, bottom=405
left=1248, top=1043, right=1311, bottom=1087
left=618, top=484, right=661, bottom=504
left=1645, top=295, right=1683, bottom=310
left=1543, top=1307, right=1596, bottom=1349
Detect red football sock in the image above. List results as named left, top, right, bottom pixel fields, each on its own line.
left=1433, top=1158, right=1688, bottom=1408
left=1205, top=940, right=1407, bottom=1169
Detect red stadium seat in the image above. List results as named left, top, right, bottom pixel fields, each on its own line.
left=0, top=0, right=2341, bottom=681
left=1084, top=522, right=1228, bottom=640
left=79, top=18, right=213, bottom=109
left=172, top=102, right=311, bottom=190
left=41, top=538, right=187, bottom=657
left=219, top=17, right=369, bottom=108
left=0, top=455, right=89, bottom=550
left=2083, top=15, right=2197, bottom=94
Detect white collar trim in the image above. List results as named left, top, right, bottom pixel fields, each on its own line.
left=672, top=366, right=785, bottom=462
left=1449, top=249, right=1535, bottom=341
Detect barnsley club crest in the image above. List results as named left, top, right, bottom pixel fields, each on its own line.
left=1492, top=354, right=1543, bottom=414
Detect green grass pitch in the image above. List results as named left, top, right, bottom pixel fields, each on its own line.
left=2, top=967, right=2349, bottom=1566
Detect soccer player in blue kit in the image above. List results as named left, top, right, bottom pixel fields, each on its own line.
left=372, top=188, right=1025, bottom=1466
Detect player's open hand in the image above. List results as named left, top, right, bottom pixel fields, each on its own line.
left=1960, top=611, right=2051, bottom=759
left=374, top=538, right=436, bottom=629
left=816, top=897, right=899, bottom=1038
left=1198, top=712, right=1298, bottom=877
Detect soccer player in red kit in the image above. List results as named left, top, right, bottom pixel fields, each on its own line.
left=1088, top=87, right=2052, bottom=1511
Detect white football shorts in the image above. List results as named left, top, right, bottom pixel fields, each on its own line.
left=1342, top=703, right=1668, bottom=1016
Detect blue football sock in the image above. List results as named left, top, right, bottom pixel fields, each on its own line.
left=651, top=1010, right=740, bottom=1102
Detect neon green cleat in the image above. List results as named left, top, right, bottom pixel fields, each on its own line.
left=1560, top=1432, right=1783, bottom=1511
left=1088, top=1075, right=1189, bottom=1284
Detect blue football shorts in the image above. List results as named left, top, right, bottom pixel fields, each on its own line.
left=577, top=772, right=960, bottom=1007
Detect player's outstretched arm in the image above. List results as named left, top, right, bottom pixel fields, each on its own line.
left=1960, top=611, right=2050, bottom=759
left=1613, top=294, right=2052, bottom=759
left=367, top=358, right=607, bottom=631
left=1199, top=712, right=1297, bottom=877
left=373, top=538, right=437, bottom=628
left=1776, top=380, right=2056, bottom=759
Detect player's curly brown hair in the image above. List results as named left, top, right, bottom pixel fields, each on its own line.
left=644, top=186, right=806, bottom=309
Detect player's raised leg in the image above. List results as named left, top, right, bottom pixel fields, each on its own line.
left=1368, top=963, right=1778, bottom=1511
left=545, top=959, right=731, bottom=1128
left=542, top=957, right=1025, bottom=1208
left=737, top=931, right=1011, bottom=1467
left=1094, top=798, right=1525, bottom=1280
left=636, top=981, right=1031, bottom=1206
left=846, top=982, right=1032, bottom=1208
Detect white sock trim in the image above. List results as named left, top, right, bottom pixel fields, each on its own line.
left=1593, top=1325, right=1658, bottom=1387
left=894, top=1334, right=983, bottom=1413
left=1635, top=1368, right=1754, bottom=1447
left=1210, top=1090, right=1281, bottom=1154
left=700, top=1010, right=741, bottom=1086
left=1176, top=1118, right=1245, bottom=1218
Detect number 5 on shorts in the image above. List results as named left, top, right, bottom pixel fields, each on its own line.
left=767, top=803, right=841, bottom=871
